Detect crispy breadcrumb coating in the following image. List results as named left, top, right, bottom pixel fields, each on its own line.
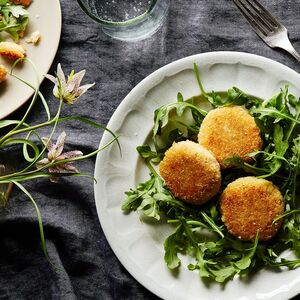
left=159, top=140, right=221, bottom=205
left=0, top=65, right=8, bottom=83
left=219, top=177, right=284, bottom=241
left=26, top=31, right=41, bottom=45
left=0, top=42, right=26, bottom=60
left=11, top=0, right=32, bottom=6
left=198, top=106, right=263, bottom=168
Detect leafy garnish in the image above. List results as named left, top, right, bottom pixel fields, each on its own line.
left=152, top=92, right=207, bottom=154
left=122, top=63, right=300, bottom=283
left=0, top=0, right=29, bottom=41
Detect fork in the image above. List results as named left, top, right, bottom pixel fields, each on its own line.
left=233, top=0, right=300, bottom=62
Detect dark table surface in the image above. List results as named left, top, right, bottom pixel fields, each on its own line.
left=0, top=0, right=300, bottom=299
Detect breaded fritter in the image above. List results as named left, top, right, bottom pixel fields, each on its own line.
left=198, top=106, right=263, bottom=168
left=0, top=42, right=26, bottom=60
left=159, top=140, right=221, bottom=205
left=0, top=65, right=7, bottom=83
left=11, top=0, right=32, bottom=6
left=219, top=177, right=284, bottom=241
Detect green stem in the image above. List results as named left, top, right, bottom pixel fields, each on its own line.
left=0, top=172, right=95, bottom=183
left=145, top=159, right=159, bottom=177
left=10, top=73, right=51, bottom=121
left=273, top=209, right=300, bottom=223
left=187, top=220, right=210, bottom=229
left=10, top=59, right=40, bottom=132
left=194, top=63, right=207, bottom=97
left=200, top=212, right=224, bottom=238
left=0, top=120, right=53, bottom=146
left=0, top=98, right=63, bottom=177
left=292, top=149, right=300, bottom=210
left=256, top=108, right=300, bottom=125
left=57, top=116, right=121, bottom=155
left=0, top=135, right=118, bottom=181
left=12, top=181, right=49, bottom=259
left=285, top=107, right=300, bottom=142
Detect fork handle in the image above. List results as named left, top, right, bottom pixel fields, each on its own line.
left=275, top=34, right=300, bottom=62
left=288, top=48, right=300, bottom=62
left=270, top=30, right=300, bottom=62
left=283, top=42, right=300, bottom=62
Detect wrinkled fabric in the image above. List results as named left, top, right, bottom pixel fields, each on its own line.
left=0, top=0, right=300, bottom=299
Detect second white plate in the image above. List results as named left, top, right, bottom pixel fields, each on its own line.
left=0, top=0, right=62, bottom=119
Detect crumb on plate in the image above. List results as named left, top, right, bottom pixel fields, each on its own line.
left=26, top=31, right=41, bottom=45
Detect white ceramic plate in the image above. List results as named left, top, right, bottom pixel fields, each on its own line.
left=94, top=52, right=300, bottom=300
left=0, top=0, right=61, bottom=119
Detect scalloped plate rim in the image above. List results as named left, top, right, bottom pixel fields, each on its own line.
left=94, top=51, right=300, bottom=300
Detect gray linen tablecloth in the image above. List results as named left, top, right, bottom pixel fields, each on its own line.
left=0, top=0, right=300, bottom=299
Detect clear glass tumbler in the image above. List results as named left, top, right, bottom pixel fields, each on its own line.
left=77, top=0, right=170, bottom=41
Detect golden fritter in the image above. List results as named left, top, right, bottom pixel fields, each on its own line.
left=0, top=65, right=7, bottom=83
left=219, top=177, right=284, bottom=241
left=0, top=42, right=26, bottom=60
left=198, top=106, right=263, bottom=168
left=11, top=0, right=32, bottom=6
left=159, top=140, right=221, bottom=205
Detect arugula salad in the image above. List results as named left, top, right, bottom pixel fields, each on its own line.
left=122, top=64, right=300, bottom=283
left=0, top=0, right=36, bottom=83
left=0, top=0, right=29, bottom=42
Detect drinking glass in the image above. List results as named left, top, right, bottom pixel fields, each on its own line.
left=77, top=0, right=170, bottom=41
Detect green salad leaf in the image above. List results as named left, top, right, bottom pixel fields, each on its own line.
left=0, top=0, right=29, bottom=41
left=152, top=92, right=207, bottom=154
left=122, top=63, right=300, bottom=283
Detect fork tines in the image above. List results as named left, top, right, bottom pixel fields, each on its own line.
left=233, top=0, right=284, bottom=38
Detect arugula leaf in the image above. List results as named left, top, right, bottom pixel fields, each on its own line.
left=8, top=5, right=28, bottom=18
left=234, top=233, right=259, bottom=270
left=122, top=169, right=188, bottom=220
left=194, top=63, right=260, bottom=108
left=225, top=87, right=251, bottom=106
left=152, top=93, right=207, bottom=152
left=200, top=212, right=224, bottom=238
left=164, top=224, right=184, bottom=269
left=0, top=1, right=29, bottom=41
left=122, top=176, right=155, bottom=213
left=251, top=87, right=300, bottom=125
left=136, top=145, right=161, bottom=163
left=274, top=124, right=289, bottom=156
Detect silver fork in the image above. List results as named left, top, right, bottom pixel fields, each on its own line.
left=233, top=0, right=300, bottom=62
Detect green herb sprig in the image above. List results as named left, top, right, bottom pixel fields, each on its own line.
left=0, top=59, right=118, bottom=262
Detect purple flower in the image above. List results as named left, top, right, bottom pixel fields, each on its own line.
left=36, top=132, right=83, bottom=182
left=44, top=64, right=95, bottom=105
